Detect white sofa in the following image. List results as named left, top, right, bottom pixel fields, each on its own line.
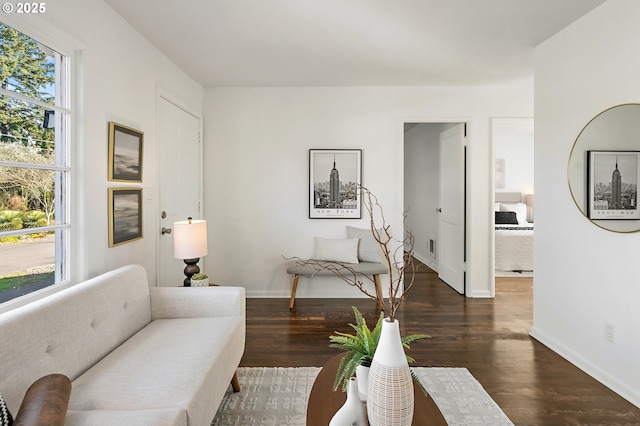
left=0, top=264, right=245, bottom=426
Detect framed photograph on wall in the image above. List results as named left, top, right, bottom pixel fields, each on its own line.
left=587, top=150, right=640, bottom=220
left=309, top=149, right=362, bottom=219
left=108, top=188, right=143, bottom=247
left=108, top=122, right=144, bottom=182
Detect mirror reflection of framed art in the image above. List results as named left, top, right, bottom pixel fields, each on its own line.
left=587, top=150, right=640, bottom=220
left=568, top=104, right=640, bottom=232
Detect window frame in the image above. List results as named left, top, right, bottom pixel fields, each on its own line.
left=0, top=16, right=81, bottom=312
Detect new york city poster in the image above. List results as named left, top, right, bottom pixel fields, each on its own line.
left=588, top=150, right=640, bottom=220
left=309, top=149, right=362, bottom=218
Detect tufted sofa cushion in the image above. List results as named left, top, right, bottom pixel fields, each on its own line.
left=0, top=265, right=151, bottom=414
left=66, top=408, right=187, bottom=426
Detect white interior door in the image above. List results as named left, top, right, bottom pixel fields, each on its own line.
left=157, top=95, right=202, bottom=287
left=438, top=123, right=466, bottom=294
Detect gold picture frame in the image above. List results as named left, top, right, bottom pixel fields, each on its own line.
left=108, top=122, right=144, bottom=182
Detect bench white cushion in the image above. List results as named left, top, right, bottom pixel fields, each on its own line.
left=346, top=226, right=383, bottom=262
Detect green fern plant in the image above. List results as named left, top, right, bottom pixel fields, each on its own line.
left=329, top=306, right=430, bottom=392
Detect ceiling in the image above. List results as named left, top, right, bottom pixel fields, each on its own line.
left=103, top=0, right=605, bottom=88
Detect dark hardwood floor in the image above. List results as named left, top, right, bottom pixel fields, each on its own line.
left=240, top=261, right=640, bottom=425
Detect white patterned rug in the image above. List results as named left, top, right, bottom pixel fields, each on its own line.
left=211, top=367, right=513, bottom=426
left=414, top=368, right=514, bottom=426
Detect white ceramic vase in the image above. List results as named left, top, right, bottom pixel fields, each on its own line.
left=329, top=376, right=367, bottom=426
left=366, top=318, right=414, bottom=426
left=355, top=364, right=369, bottom=402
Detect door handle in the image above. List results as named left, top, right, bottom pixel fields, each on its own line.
left=436, top=208, right=442, bottom=213
left=161, top=227, right=172, bottom=235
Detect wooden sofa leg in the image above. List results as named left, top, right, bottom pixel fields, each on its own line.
left=289, top=274, right=300, bottom=309
left=231, top=372, right=241, bottom=392
left=373, top=274, right=384, bottom=306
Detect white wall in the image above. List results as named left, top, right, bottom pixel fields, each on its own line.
left=493, top=118, right=534, bottom=196
left=533, top=0, right=640, bottom=407
left=204, top=86, right=532, bottom=299
left=4, top=0, right=203, bottom=286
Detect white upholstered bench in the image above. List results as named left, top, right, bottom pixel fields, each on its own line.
left=286, top=260, right=387, bottom=309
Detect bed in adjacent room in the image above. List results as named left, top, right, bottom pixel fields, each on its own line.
left=495, top=192, right=533, bottom=272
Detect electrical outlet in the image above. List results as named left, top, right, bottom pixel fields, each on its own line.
left=605, top=322, right=615, bottom=343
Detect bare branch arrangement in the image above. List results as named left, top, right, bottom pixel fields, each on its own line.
left=291, top=185, right=416, bottom=321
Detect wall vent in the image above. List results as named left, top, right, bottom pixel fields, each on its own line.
left=429, top=239, right=436, bottom=257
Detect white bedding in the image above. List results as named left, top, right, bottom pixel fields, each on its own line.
left=495, top=223, right=534, bottom=271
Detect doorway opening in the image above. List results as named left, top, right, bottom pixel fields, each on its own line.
left=404, top=121, right=467, bottom=295
left=491, top=118, right=534, bottom=294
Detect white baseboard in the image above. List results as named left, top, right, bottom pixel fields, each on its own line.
left=246, top=290, right=290, bottom=298
left=412, top=253, right=438, bottom=273
left=246, top=289, right=371, bottom=299
left=530, top=326, right=640, bottom=409
left=468, top=290, right=492, bottom=298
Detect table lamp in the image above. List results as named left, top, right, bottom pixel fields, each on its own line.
left=173, top=217, right=208, bottom=286
left=525, top=194, right=534, bottom=223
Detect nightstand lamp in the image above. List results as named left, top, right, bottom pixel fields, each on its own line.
left=173, top=217, right=208, bottom=286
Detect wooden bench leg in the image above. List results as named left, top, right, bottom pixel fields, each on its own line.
left=289, top=274, right=300, bottom=309
left=373, top=274, right=384, bottom=306
left=231, top=372, right=241, bottom=392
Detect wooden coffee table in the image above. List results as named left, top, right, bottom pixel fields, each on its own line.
left=306, top=354, right=447, bottom=425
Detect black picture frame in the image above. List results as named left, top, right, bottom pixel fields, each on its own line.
left=587, top=150, right=640, bottom=220
left=108, top=188, right=143, bottom=247
left=309, top=149, right=362, bottom=219
left=108, top=122, right=144, bottom=182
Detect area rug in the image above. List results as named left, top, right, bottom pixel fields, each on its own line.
left=413, top=368, right=514, bottom=426
left=211, top=367, right=319, bottom=426
left=211, top=367, right=513, bottom=426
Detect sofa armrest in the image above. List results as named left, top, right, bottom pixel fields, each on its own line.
left=14, top=374, right=71, bottom=426
left=150, top=286, right=246, bottom=320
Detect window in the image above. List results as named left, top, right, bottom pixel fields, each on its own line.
left=0, top=22, right=70, bottom=304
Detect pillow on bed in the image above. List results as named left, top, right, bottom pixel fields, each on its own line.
left=495, top=211, right=519, bottom=225
left=314, top=237, right=360, bottom=264
left=500, top=202, right=528, bottom=224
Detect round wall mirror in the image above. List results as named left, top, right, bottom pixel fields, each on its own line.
left=568, top=104, right=640, bottom=233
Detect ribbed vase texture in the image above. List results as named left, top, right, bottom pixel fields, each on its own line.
left=366, top=318, right=414, bottom=426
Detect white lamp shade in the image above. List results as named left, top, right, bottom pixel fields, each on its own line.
left=173, top=219, right=208, bottom=259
